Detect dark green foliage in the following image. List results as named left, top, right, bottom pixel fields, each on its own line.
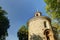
left=30, top=34, right=43, bottom=40
left=0, top=6, right=10, bottom=40
left=17, top=25, right=28, bottom=40
left=0, top=7, right=7, bottom=16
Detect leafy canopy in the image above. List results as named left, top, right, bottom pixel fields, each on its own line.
left=44, top=0, right=60, bottom=22
left=0, top=6, right=10, bottom=40
left=17, top=25, right=28, bottom=40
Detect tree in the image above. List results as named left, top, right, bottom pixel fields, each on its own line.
left=0, top=6, right=10, bottom=40
left=44, top=0, right=60, bottom=23
left=17, top=25, right=28, bottom=40
left=52, top=22, right=60, bottom=40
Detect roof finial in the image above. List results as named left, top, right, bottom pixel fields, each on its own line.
left=36, top=9, right=38, bottom=12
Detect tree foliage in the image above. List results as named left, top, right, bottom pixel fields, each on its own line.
left=44, top=0, right=60, bottom=22
left=30, top=34, right=43, bottom=40
left=17, top=25, right=28, bottom=40
left=0, top=6, right=10, bottom=40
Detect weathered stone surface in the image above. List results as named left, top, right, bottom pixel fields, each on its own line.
left=28, top=12, right=55, bottom=40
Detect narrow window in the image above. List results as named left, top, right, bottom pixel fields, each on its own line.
left=44, top=21, right=46, bottom=27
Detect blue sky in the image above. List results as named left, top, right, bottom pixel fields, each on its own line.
left=0, top=0, right=47, bottom=40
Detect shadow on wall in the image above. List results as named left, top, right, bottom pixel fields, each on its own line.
left=30, top=34, right=43, bottom=40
